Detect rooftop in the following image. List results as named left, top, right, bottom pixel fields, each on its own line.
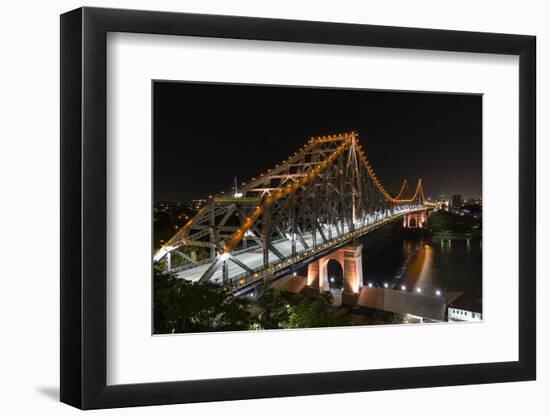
left=446, top=291, right=482, bottom=313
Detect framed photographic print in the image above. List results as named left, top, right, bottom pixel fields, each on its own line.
left=60, top=7, right=536, bottom=409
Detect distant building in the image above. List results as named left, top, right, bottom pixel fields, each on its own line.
left=435, top=193, right=449, bottom=210
left=462, top=201, right=482, bottom=219
left=154, top=201, right=184, bottom=214
left=192, top=199, right=207, bottom=211
left=446, top=292, right=482, bottom=322
left=452, top=194, right=462, bottom=210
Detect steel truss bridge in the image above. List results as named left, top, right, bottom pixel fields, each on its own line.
left=154, top=132, right=433, bottom=294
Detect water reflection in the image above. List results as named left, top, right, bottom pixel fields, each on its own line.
left=362, top=234, right=482, bottom=298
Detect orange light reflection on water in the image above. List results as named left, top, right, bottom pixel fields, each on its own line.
left=399, top=243, right=434, bottom=292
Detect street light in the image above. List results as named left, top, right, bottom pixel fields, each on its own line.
left=416, top=287, right=422, bottom=293
left=435, top=289, right=441, bottom=296
left=383, top=283, right=389, bottom=288
left=401, top=285, right=406, bottom=291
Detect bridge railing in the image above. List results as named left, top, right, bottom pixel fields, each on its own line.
left=225, top=206, right=426, bottom=293
left=167, top=237, right=287, bottom=274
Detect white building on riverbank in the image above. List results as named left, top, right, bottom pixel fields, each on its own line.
left=446, top=292, right=482, bottom=322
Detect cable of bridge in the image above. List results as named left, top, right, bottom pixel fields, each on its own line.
left=394, top=179, right=408, bottom=200
left=355, top=139, right=424, bottom=204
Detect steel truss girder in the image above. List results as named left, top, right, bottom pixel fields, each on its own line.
left=154, top=132, right=427, bottom=283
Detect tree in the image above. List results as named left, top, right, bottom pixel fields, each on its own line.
left=153, top=270, right=251, bottom=334
left=428, top=212, right=455, bottom=232
left=255, top=288, right=297, bottom=329
left=255, top=288, right=352, bottom=330
left=287, top=292, right=352, bottom=329
left=428, top=211, right=479, bottom=233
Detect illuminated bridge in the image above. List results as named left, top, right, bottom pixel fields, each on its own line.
left=154, top=132, right=434, bottom=296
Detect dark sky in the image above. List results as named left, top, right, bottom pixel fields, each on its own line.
left=154, top=81, right=481, bottom=202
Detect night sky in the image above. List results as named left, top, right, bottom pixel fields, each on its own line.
left=154, top=81, right=481, bottom=202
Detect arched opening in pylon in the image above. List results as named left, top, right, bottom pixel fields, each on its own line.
left=326, top=259, right=344, bottom=288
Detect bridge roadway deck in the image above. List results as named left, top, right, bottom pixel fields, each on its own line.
left=174, top=226, right=342, bottom=283
left=173, top=208, right=425, bottom=284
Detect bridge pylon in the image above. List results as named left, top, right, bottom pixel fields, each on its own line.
left=306, top=242, right=363, bottom=304
left=403, top=210, right=428, bottom=228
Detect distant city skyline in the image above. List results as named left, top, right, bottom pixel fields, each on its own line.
left=154, top=82, right=482, bottom=202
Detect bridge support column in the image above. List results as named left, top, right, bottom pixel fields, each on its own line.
left=403, top=211, right=427, bottom=229
left=222, top=260, right=229, bottom=284
left=210, top=246, right=216, bottom=262
left=306, top=262, right=320, bottom=289
left=342, top=244, right=363, bottom=295
left=166, top=251, right=171, bottom=272
left=318, top=259, right=331, bottom=292
left=305, top=242, right=363, bottom=305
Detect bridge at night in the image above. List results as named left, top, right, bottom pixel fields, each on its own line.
left=154, top=132, right=435, bottom=297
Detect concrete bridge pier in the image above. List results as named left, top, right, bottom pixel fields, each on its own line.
left=403, top=211, right=427, bottom=228
left=306, top=243, right=363, bottom=304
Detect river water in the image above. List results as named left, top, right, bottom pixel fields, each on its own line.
left=360, top=232, right=482, bottom=299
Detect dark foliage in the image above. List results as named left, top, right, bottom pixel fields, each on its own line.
left=153, top=270, right=251, bottom=334
left=428, top=211, right=480, bottom=233
left=255, top=288, right=352, bottom=330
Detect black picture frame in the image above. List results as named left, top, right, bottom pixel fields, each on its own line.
left=60, top=6, right=536, bottom=410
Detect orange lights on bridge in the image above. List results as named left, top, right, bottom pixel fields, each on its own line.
left=154, top=132, right=430, bottom=284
